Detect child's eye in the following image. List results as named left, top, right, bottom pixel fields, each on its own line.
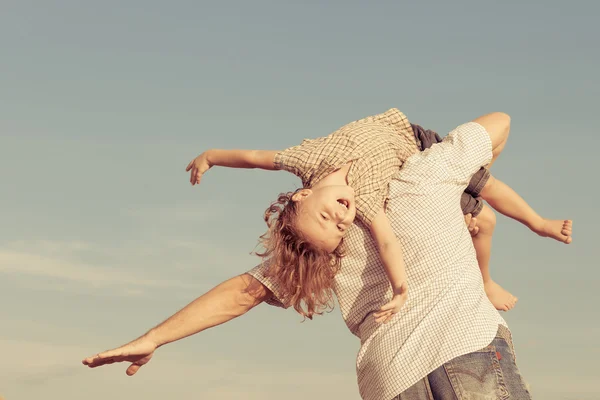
left=321, top=213, right=328, bottom=220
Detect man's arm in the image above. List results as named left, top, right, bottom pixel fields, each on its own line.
left=369, top=210, right=408, bottom=323
left=186, top=149, right=279, bottom=185
left=149, top=273, right=269, bottom=346
left=82, top=273, right=270, bottom=375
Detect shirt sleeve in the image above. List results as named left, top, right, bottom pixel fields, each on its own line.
left=358, top=108, right=416, bottom=145
left=274, top=136, right=331, bottom=187
left=247, top=260, right=289, bottom=309
left=355, top=189, right=388, bottom=227
left=349, top=157, right=389, bottom=227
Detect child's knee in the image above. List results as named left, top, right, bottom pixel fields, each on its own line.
left=473, top=112, right=511, bottom=148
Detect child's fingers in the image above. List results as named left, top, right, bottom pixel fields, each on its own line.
left=375, top=311, right=394, bottom=324
left=186, top=160, right=193, bottom=171
left=378, top=301, right=396, bottom=312
left=384, top=313, right=395, bottom=324
left=373, top=308, right=393, bottom=320
left=374, top=307, right=394, bottom=317
left=374, top=306, right=396, bottom=322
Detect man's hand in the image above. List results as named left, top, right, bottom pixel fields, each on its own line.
left=82, top=335, right=158, bottom=376
left=464, top=213, right=480, bottom=237
left=186, top=152, right=212, bottom=186
left=373, top=282, right=408, bottom=324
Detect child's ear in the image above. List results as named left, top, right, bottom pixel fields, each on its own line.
left=291, top=189, right=312, bottom=203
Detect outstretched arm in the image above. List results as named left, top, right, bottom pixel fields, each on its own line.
left=82, top=273, right=270, bottom=375
left=369, top=210, right=408, bottom=324
left=186, top=149, right=279, bottom=185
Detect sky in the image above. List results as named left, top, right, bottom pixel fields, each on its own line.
left=0, top=1, right=598, bottom=399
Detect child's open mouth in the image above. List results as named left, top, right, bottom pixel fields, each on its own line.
left=337, top=199, right=349, bottom=209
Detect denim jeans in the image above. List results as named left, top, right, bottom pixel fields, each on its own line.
left=394, top=334, right=532, bottom=399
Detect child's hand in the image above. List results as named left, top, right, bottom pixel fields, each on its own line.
left=186, top=152, right=212, bottom=186
left=373, top=282, right=408, bottom=324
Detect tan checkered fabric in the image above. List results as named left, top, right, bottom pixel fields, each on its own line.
left=249, top=121, right=510, bottom=400
left=274, top=108, right=419, bottom=225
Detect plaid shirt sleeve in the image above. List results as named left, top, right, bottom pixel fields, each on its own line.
left=274, top=136, right=331, bottom=187
left=246, top=261, right=289, bottom=309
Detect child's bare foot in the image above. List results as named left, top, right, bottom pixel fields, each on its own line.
left=533, top=219, right=573, bottom=244
left=484, top=280, right=518, bottom=312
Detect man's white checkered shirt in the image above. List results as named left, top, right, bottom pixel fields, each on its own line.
left=249, top=122, right=508, bottom=400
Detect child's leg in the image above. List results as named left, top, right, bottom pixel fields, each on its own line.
left=472, top=112, right=573, bottom=242
left=462, top=190, right=518, bottom=311
left=480, top=175, right=573, bottom=244
left=472, top=112, right=511, bottom=166
left=465, top=113, right=515, bottom=311
left=473, top=204, right=518, bottom=311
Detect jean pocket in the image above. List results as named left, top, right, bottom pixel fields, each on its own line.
left=444, top=345, right=510, bottom=400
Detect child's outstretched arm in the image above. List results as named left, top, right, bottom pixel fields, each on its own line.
left=186, top=149, right=279, bottom=185
left=369, top=209, right=408, bottom=324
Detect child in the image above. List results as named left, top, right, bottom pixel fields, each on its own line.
left=186, top=109, right=572, bottom=319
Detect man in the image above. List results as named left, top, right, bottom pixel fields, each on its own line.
left=83, top=112, right=532, bottom=399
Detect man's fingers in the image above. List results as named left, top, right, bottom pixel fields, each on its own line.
left=470, top=217, right=478, bottom=231
left=98, top=348, right=126, bottom=360
left=464, top=213, right=480, bottom=237
left=82, top=349, right=125, bottom=367
left=126, top=363, right=142, bottom=376
left=190, top=167, right=197, bottom=185
left=464, top=213, right=472, bottom=225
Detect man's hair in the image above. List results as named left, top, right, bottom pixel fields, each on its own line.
left=255, top=190, right=344, bottom=319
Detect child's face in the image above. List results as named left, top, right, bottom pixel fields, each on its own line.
left=292, top=185, right=357, bottom=252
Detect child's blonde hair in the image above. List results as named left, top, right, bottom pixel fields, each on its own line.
left=256, top=190, right=344, bottom=319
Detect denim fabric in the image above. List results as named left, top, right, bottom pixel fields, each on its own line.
left=394, top=335, right=531, bottom=399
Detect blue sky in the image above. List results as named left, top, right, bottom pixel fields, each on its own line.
left=0, top=1, right=598, bottom=399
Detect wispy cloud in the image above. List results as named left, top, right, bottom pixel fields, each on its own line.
left=0, top=241, right=202, bottom=294
left=0, top=236, right=259, bottom=298
left=124, top=204, right=226, bottom=222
